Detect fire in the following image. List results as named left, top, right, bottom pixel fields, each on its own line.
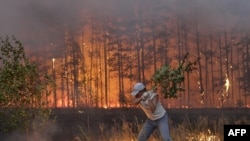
left=52, top=58, right=56, bottom=69
left=187, top=133, right=220, bottom=141
left=103, top=105, right=108, bottom=109
left=186, top=129, right=220, bottom=141
left=225, top=74, right=230, bottom=93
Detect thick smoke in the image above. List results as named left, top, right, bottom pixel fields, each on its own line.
left=1, top=0, right=83, bottom=46
left=1, top=0, right=249, bottom=49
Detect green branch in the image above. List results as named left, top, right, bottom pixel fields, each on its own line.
left=152, top=53, right=200, bottom=98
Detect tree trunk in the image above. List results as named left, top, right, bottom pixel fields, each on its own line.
left=183, top=23, right=190, bottom=108
left=89, top=22, right=94, bottom=107
left=218, top=32, right=224, bottom=107
left=176, top=16, right=182, bottom=108
left=209, top=32, right=215, bottom=106
left=204, top=39, right=209, bottom=107
left=103, top=32, right=108, bottom=107
left=237, top=43, right=242, bottom=105
left=136, top=33, right=141, bottom=81
left=195, top=21, right=205, bottom=105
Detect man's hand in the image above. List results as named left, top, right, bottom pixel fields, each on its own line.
left=141, top=92, right=149, bottom=101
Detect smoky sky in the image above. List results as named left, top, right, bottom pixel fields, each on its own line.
left=0, top=0, right=250, bottom=48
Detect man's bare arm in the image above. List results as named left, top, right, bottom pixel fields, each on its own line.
left=148, top=95, right=158, bottom=113
left=131, top=97, right=143, bottom=105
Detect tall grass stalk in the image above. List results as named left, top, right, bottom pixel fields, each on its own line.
left=77, top=115, right=250, bottom=141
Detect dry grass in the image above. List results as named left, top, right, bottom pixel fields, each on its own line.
left=75, top=115, right=250, bottom=141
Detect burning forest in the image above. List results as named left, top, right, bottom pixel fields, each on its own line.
left=1, top=0, right=250, bottom=141
left=1, top=0, right=250, bottom=108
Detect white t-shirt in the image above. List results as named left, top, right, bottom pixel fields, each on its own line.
left=139, top=90, right=166, bottom=120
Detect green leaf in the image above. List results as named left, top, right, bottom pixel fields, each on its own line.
left=151, top=53, right=199, bottom=98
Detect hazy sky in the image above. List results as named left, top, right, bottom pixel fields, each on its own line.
left=0, top=0, right=249, bottom=48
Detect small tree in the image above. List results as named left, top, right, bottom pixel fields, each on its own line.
left=152, top=53, right=199, bottom=98
left=0, top=36, right=53, bottom=137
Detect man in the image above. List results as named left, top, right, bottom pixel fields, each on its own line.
left=131, top=82, right=172, bottom=141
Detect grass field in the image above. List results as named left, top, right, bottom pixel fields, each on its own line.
left=1, top=108, right=249, bottom=141
left=49, top=108, right=250, bottom=141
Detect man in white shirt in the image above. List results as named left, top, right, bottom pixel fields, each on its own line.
left=131, top=82, right=172, bottom=141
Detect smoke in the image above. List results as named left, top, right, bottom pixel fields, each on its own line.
left=0, top=0, right=83, bottom=45
left=1, top=0, right=249, bottom=46
left=3, top=120, right=59, bottom=141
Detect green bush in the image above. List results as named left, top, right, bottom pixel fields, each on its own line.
left=0, top=36, right=53, bottom=137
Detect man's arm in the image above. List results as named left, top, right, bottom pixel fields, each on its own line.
left=131, top=97, right=143, bottom=105
left=148, top=95, right=158, bottom=113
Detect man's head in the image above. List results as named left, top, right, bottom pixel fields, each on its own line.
left=131, top=82, right=146, bottom=97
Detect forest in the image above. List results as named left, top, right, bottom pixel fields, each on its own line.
left=1, top=0, right=250, bottom=108
left=1, top=1, right=250, bottom=141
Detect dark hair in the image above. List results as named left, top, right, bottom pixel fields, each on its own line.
left=140, top=88, right=146, bottom=93
left=135, top=88, right=146, bottom=98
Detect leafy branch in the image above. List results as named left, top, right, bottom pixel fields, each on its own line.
left=151, top=53, right=200, bottom=98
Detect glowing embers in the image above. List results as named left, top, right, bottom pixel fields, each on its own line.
left=224, top=74, right=230, bottom=94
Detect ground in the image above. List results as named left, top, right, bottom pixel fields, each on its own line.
left=49, top=107, right=250, bottom=141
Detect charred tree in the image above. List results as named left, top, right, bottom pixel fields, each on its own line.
left=209, top=31, right=215, bottom=106
left=194, top=19, right=205, bottom=104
